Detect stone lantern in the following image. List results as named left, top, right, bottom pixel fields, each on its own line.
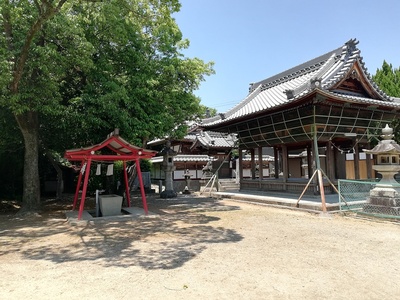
left=160, top=141, right=177, bottom=198
left=363, top=124, right=400, bottom=215
left=183, top=169, right=192, bottom=194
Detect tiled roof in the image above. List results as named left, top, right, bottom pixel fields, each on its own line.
left=190, top=131, right=236, bottom=149
left=202, top=39, right=396, bottom=127
left=147, top=128, right=236, bottom=149
left=151, top=154, right=216, bottom=164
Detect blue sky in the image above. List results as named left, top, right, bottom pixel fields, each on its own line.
left=174, top=0, right=400, bottom=113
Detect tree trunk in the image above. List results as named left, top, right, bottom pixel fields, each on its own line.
left=15, top=111, right=41, bottom=211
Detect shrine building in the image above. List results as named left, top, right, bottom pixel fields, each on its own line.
left=201, top=39, right=400, bottom=194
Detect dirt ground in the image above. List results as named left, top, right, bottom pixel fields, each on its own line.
left=1, top=195, right=400, bottom=300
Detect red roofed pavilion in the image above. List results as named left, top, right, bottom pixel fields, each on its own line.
left=64, top=129, right=157, bottom=220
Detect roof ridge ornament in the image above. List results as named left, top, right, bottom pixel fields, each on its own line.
left=284, top=89, right=294, bottom=99
left=310, top=78, right=322, bottom=89
left=339, top=39, right=359, bottom=63
left=349, top=69, right=360, bottom=80
left=345, top=38, right=359, bottom=50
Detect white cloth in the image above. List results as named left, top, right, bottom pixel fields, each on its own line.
left=106, top=164, right=114, bottom=176
left=96, top=164, right=101, bottom=175
left=80, top=163, right=87, bottom=174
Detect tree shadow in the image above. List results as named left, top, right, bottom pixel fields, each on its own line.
left=0, top=197, right=243, bottom=270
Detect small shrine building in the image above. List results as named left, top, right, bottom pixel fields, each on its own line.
left=201, top=39, right=400, bottom=194
left=64, top=129, right=157, bottom=219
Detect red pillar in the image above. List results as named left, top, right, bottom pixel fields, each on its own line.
left=78, top=159, right=92, bottom=220
left=136, top=159, right=148, bottom=215
left=123, top=161, right=131, bottom=207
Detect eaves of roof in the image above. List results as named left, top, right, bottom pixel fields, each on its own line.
left=65, top=130, right=157, bottom=161
left=242, top=155, right=274, bottom=162
left=321, top=90, right=400, bottom=109
left=151, top=154, right=216, bottom=163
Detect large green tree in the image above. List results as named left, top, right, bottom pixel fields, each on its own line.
left=373, top=61, right=400, bottom=97
left=0, top=0, right=214, bottom=211
left=373, top=61, right=400, bottom=141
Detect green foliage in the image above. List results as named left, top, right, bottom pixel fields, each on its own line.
left=0, top=1, right=214, bottom=201
left=373, top=61, right=400, bottom=142
left=140, top=159, right=152, bottom=172
left=34, top=0, right=214, bottom=149
left=373, top=61, right=400, bottom=97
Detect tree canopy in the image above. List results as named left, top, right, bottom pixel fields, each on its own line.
left=0, top=0, right=214, bottom=210
left=373, top=61, right=400, bottom=141
left=373, top=61, right=400, bottom=97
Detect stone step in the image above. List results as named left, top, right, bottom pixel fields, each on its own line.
left=200, top=179, right=239, bottom=192
left=218, top=179, right=239, bottom=191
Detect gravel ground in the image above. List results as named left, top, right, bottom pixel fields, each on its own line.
left=1, top=195, right=400, bottom=299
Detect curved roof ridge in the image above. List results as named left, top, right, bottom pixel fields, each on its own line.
left=248, top=44, right=343, bottom=94
left=357, top=57, right=393, bottom=101
left=321, top=39, right=361, bottom=89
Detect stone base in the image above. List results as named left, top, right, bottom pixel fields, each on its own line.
left=363, top=203, right=400, bottom=216
left=363, top=186, right=400, bottom=216
left=369, top=186, right=400, bottom=198
left=368, top=196, right=400, bottom=207
left=160, top=189, right=177, bottom=198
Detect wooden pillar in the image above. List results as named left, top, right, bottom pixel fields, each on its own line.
left=366, top=142, right=372, bottom=179
left=312, top=133, right=327, bottom=212
left=311, top=139, right=318, bottom=194
left=258, top=146, right=263, bottom=189
left=307, top=145, right=312, bottom=180
left=274, top=146, right=279, bottom=179
left=123, top=161, right=131, bottom=207
left=258, top=146, right=263, bottom=181
left=282, top=144, right=288, bottom=188
left=326, top=140, right=335, bottom=180
left=354, top=143, right=360, bottom=180
left=239, top=148, right=244, bottom=184
left=282, top=144, right=288, bottom=180
left=78, top=158, right=92, bottom=220
left=136, top=158, right=148, bottom=215
left=250, top=148, right=256, bottom=179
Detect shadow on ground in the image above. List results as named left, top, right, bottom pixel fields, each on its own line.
left=0, top=195, right=243, bottom=270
